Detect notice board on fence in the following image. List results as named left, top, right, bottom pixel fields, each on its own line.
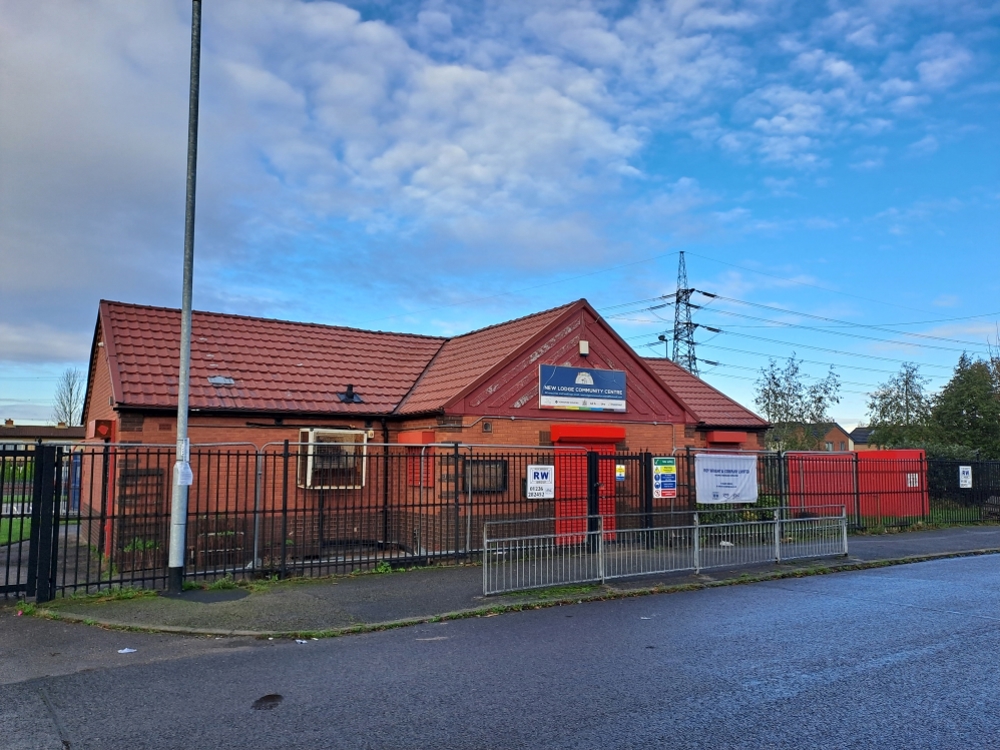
left=695, top=454, right=759, bottom=504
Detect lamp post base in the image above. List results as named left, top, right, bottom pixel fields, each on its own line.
left=167, top=567, right=184, bottom=595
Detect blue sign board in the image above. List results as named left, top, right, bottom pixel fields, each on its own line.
left=538, top=365, right=627, bottom=412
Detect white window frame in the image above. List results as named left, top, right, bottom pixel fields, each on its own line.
left=298, top=429, right=367, bottom=490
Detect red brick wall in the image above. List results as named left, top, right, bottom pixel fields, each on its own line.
left=83, top=332, right=117, bottom=436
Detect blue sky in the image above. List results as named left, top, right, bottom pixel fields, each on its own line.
left=1, top=0, right=998, bottom=427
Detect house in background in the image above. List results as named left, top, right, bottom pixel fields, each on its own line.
left=850, top=426, right=874, bottom=451
left=766, top=422, right=854, bottom=452
left=1, top=420, right=85, bottom=448
left=818, top=423, right=853, bottom=452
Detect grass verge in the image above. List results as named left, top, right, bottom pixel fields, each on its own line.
left=0, top=517, right=30, bottom=545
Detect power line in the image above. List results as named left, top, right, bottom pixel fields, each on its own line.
left=639, top=332, right=954, bottom=378
left=697, top=305, right=983, bottom=354
left=693, top=366, right=874, bottom=397
left=716, top=329, right=955, bottom=369
left=695, top=342, right=950, bottom=379
left=700, top=292, right=994, bottom=350
left=695, top=358, right=880, bottom=390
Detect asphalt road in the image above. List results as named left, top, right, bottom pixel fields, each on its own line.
left=5, top=555, right=1000, bottom=749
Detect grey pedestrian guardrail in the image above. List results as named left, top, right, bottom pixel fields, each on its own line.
left=482, top=507, right=848, bottom=595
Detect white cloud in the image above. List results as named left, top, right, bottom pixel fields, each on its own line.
left=850, top=158, right=883, bottom=170
left=0, top=323, right=89, bottom=364
left=1, top=0, right=995, bottom=371
left=908, top=134, right=939, bottom=156
left=763, top=176, right=797, bottom=196
left=914, top=34, right=974, bottom=90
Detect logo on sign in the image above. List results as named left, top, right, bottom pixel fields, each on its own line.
left=526, top=464, right=555, bottom=499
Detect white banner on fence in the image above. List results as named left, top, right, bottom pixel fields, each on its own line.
left=695, top=454, right=759, bottom=504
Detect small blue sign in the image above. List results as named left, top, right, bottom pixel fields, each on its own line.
left=538, top=365, right=627, bottom=412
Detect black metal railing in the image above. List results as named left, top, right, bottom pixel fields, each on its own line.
left=5, top=442, right=999, bottom=602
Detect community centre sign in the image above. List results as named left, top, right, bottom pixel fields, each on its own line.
left=538, top=365, right=627, bottom=412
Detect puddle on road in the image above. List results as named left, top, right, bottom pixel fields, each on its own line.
left=252, top=694, right=284, bottom=711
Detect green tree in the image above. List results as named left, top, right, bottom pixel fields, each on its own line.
left=930, top=353, right=1000, bottom=459
left=866, top=362, right=933, bottom=447
left=754, top=355, right=841, bottom=450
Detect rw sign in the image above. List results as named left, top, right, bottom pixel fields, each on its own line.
left=526, top=465, right=555, bottom=499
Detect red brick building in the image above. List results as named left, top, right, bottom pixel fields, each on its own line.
left=82, top=298, right=766, bottom=452
left=78, top=299, right=768, bottom=565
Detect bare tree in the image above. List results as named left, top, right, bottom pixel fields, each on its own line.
left=52, top=367, right=85, bottom=425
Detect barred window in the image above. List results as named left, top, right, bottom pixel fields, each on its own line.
left=298, top=430, right=367, bottom=489
left=406, top=446, right=435, bottom=488
left=462, top=458, right=508, bottom=494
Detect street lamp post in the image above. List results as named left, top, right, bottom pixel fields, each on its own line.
left=168, top=0, right=202, bottom=594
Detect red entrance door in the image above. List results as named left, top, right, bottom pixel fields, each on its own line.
left=551, top=425, right=624, bottom=544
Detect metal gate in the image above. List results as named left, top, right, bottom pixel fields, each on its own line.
left=1, top=445, right=64, bottom=601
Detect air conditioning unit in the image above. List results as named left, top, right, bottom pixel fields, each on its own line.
left=298, top=429, right=367, bottom=490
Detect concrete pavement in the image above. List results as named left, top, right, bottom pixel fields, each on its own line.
left=16, top=525, right=1000, bottom=637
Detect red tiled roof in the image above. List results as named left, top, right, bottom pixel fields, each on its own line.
left=644, top=358, right=767, bottom=428
left=396, top=301, right=578, bottom=415
left=95, top=299, right=767, bottom=429
left=100, top=301, right=445, bottom=414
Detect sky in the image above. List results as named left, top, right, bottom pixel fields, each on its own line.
left=1, top=0, right=998, bottom=428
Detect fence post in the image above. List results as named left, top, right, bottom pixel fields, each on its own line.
left=686, top=446, right=694, bottom=512
left=25, top=447, right=43, bottom=600
left=252, top=450, right=262, bottom=569
left=920, top=453, right=928, bottom=524
left=841, top=508, right=848, bottom=556
left=280, top=440, right=289, bottom=579
left=98, top=439, right=111, bottom=560
left=482, top=521, right=489, bottom=594
left=598, top=515, right=605, bottom=583
left=642, top=452, right=654, bottom=530
left=693, top=511, right=700, bottom=574
left=852, top=453, right=862, bottom=530
left=586, top=451, right=600, bottom=553
left=773, top=507, right=781, bottom=564
left=382, top=433, right=391, bottom=560
left=465, top=446, right=473, bottom=559
left=31, top=446, right=58, bottom=603
left=453, top=442, right=461, bottom=562
left=778, top=451, right=788, bottom=508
